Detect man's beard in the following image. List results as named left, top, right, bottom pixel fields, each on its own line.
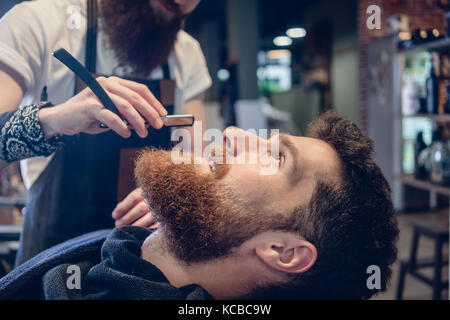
left=100, top=0, right=185, bottom=77
left=134, top=149, right=294, bottom=263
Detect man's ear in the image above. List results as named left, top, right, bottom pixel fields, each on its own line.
left=255, top=233, right=317, bottom=274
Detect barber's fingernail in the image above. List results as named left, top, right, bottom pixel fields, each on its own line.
left=123, top=128, right=132, bottom=138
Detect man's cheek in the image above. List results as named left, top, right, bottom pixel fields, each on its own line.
left=228, top=171, right=267, bottom=203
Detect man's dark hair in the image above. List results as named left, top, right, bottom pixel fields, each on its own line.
left=249, top=111, right=399, bottom=300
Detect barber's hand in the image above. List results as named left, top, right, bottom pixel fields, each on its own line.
left=112, top=188, right=160, bottom=228
left=38, top=76, right=168, bottom=139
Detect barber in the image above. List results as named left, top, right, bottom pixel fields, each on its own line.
left=0, top=0, right=211, bottom=265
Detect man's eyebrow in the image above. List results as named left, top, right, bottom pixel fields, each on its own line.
left=279, top=134, right=301, bottom=186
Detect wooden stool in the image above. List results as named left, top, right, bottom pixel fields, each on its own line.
left=396, top=214, right=449, bottom=300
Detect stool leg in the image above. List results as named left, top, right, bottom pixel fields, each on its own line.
left=410, top=231, right=420, bottom=269
left=433, top=239, right=443, bottom=300
left=396, top=262, right=407, bottom=300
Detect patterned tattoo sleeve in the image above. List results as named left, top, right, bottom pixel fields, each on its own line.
left=0, top=103, right=66, bottom=162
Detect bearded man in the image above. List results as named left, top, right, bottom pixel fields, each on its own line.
left=0, top=0, right=211, bottom=265
left=0, top=112, right=398, bottom=300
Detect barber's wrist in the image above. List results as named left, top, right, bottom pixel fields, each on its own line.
left=38, top=105, right=68, bottom=139
left=37, top=102, right=77, bottom=144
left=38, top=106, right=60, bottom=139
left=0, top=102, right=70, bottom=162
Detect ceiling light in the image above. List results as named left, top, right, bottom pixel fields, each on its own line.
left=217, top=69, right=230, bottom=82
left=273, top=36, right=292, bottom=47
left=286, top=27, right=307, bottom=38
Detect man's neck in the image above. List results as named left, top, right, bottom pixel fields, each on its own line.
left=140, top=230, right=259, bottom=299
left=140, top=230, right=192, bottom=288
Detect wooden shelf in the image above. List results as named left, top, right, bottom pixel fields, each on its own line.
left=0, top=196, right=27, bottom=208
left=0, top=225, right=22, bottom=242
left=398, top=37, right=450, bottom=54
left=396, top=175, right=450, bottom=196
left=396, top=114, right=450, bottom=121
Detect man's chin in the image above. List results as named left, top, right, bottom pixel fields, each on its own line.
left=155, top=8, right=175, bottom=23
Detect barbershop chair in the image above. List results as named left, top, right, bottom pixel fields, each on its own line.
left=0, top=195, right=25, bottom=277
left=396, top=213, right=449, bottom=300
left=0, top=225, right=22, bottom=277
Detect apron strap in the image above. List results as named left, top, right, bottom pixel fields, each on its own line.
left=162, top=62, right=171, bottom=80
left=86, top=0, right=98, bottom=73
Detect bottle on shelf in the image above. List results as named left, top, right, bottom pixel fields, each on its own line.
left=402, top=78, right=421, bottom=115
left=445, top=80, right=450, bottom=113
left=428, top=127, right=450, bottom=185
left=426, top=54, right=439, bottom=114
left=414, top=131, right=428, bottom=179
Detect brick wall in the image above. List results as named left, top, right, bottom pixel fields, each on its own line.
left=358, top=0, right=445, bottom=132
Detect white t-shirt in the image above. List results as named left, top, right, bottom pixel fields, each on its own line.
left=0, top=0, right=212, bottom=188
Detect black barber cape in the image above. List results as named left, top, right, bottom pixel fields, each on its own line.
left=0, top=226, right=212, bottom=300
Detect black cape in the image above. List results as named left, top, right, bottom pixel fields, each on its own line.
left=0, top=226, right=212, bottom=300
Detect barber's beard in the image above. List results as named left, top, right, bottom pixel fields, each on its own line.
left=134, top=149, right=291, bottom=263
left=100, top=0, right=185, bottom=77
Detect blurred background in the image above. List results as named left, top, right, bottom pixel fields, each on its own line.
left=1, top=0, right=449, bottom=299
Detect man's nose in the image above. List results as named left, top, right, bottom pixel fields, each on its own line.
left=222, top=127, right=268, bottom=156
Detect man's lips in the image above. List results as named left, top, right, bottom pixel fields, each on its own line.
left=208, top=160, right=216, bottom=173
left=206, top=148, right=216, bottom=172
left=205, top=145, right=225, bottom=173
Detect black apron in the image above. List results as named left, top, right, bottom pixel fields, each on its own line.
left=15, top=0, right=175, bottom=265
